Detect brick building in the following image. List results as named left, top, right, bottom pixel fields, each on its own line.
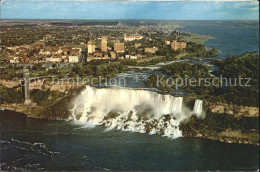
left=145, top=47, right=158, bottom=54
left=114, top=42, right=125, bottom=53
left=171, top=40, right=186, bottom=51
left=101, top=36, right=108, bottom=53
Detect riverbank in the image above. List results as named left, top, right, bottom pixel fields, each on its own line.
left=1, top=106, right=258, bottom=146
left=181, top=96, right=259, bottom=146
left=1, top=90, right=258, bottom=146
left=182, top=96, right=259, bottom=146
left=0, top=85, right=85, bottom=120
left=180, top=113, right=259, bottom=146
left=181, top=33, right=215, bottom=45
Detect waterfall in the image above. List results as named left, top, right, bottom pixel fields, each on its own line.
left=172, top=97, right=183, bottom=113
left=70, top=86, right=197, bottom=138
left=193, top=99, right=203, bottom=117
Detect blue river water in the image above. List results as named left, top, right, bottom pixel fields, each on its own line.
left=0, top=111, right=259, bottom=171
left=0, top=21, right=259, bottom=171
left=177, top=21, right=259, bottom=59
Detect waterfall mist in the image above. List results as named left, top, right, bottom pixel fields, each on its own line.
left=70, top=86, right=204, bottom=138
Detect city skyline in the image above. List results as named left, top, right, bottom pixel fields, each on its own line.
left=1, top=0, right=259, bottom=20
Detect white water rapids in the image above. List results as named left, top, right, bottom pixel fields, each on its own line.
left=70, top=86, right=203, bottom=138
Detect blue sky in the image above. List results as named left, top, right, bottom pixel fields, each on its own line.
left=1, top=0, right=259, bottom=20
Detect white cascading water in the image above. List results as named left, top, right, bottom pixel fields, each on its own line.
left=70, top=86, right=203, bottom=138
left=193, top=99, right=203, bottom=116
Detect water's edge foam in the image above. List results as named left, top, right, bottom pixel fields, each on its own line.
left=70, top=86, right=203, bottom=138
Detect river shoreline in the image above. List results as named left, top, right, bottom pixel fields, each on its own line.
left=1, top=93, right=258, bottom=146
left=180, top=116, right=259, bottom=146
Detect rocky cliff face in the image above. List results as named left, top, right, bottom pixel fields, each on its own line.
left=0, top=79, right=85, bottom=93
left=0, top=85, right=85, bottom=120
left=32, top=81, right=85, bottom=93
left=208, top=102, right=259, bottom=117
left=180, top=124, right=259, bottom=146
left=0, top=79, right=19, bottom=88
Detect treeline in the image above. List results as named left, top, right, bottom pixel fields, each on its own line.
left=0, top=85, right=23, bottom=103
left=0, top=84, right=65, bottom=106
left=161, top=62, right=209, bottom=78
left=120, top=56, right=170, bottom=66
left=0, top=72, right=23, bottom=80
left=213, top=52, right=259, bottom=106
left=155, top=46, right=181, bottom=56
left=70, top=63, right=127, bottom=78
left=186, top=42, right=218, bottom=57
left=146, top=62, right=213, bottom=95
left=31, top=90, right=65, bottom=106
left=180, top=112, right=259, bottom=132
left=0, top=65, right=23, bottom=80
left=146, top=52, right=259, bottom=107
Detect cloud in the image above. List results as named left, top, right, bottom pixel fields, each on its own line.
left=2, top=0, right=259, bottom=20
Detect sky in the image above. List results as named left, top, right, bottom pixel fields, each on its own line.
left=1, top=0, right=259, bottom=20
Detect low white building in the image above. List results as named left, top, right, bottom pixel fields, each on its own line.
left=46, top=57, right=62, bottom=63
left=57, top=48, right=63, bottom=54
left=165, top=41, right=171, bottom=45
left=125, top=55, right=138, bottom=59
left=124, top=34, right=143, bottom=42
left=69, top=56, right=79, bottom=63
left=10, top=57, right=19, bottom=63
left=129, top=55, right=137, bottom=60
left=39, top=50, right=51, bottom=55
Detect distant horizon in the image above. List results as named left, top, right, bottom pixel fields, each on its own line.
left=1, top=1, right=259, bottom=20
left=1, top=19, right=259, bottom=21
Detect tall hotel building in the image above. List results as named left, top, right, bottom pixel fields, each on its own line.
left=101, top=36, right=108, bottom=53
left=87, top=40, right=96, bottom=54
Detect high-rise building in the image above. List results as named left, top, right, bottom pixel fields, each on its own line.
left=101, top=36, right=108, bottom=53
left=171, top=40, right=186, bottom=51
left=114, top=42, right=125, bottom=53
left=88, top=40, right=95, bottom=54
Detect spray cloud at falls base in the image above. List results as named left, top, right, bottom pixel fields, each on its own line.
left=70, top=86, right=203, bottom=138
